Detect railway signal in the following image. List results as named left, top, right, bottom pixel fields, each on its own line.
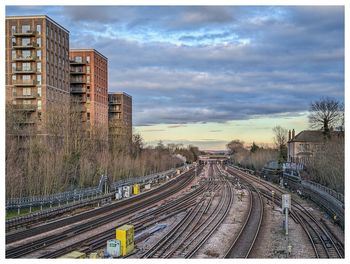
left=282, top=194, right=291, bottom=236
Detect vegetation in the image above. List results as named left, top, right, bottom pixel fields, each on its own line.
left=5, top=103, right=197, bottom=198
left=304, top=136, right=344, bottom=193
left=308, top=97, right=344, bottom=137
left=272, top=125, right=288, bottom=163
left=226, top=140, right=278, bottom=171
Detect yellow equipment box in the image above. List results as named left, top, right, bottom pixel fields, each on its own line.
left=116, top=225, right=134, bottom=256
left=133, top=184, right=140, bottom=195
left=58, top=251, right=86, bottom=259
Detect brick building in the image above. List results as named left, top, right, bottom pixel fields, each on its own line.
left=5, top=15, right=70, bottom=132
left=108, top=92, right=132, bottom=142
left=69, top=49, right=108, bottom=139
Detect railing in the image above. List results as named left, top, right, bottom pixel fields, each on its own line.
left=302, top=180, right=344, bottom=204
left=109, top=100, right=122, bottom=104
left=6, top=165, right=188, bottom=211
left=12, top=104, right=37, bottom=111
left=13, top=42, right=38, bottom=48
left=13, top=56, right=37, bottom=61
left=13, top=80, right=36, bottom=86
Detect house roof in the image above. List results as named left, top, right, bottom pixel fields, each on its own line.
left=289, top=130, right=344, bottom=143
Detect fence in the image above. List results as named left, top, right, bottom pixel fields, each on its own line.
left=6, top=165, right=187, bottom=211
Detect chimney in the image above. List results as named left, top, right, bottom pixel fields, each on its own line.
left=292, top=129, right=295, bottom=139
left=288, top=130, right=291, bottom=141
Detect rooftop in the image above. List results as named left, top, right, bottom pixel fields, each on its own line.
left=70, top=49, right=108, bottom=61
left=6, top=15, right=69, bottom=33
left=289, top=130, right=344, bottom=143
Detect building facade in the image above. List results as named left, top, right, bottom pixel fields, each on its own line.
left=69, top=49, right=108, bottom=138
left=5, top=16, right=70, bottom=131
left=108, top=92, right=132, bottom=141
left=287, top=129, right=343, bottom=164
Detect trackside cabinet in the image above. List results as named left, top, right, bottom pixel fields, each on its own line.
left=133, top=184, right=140, bottom=195
left=116, top=225, right=134, bottom=256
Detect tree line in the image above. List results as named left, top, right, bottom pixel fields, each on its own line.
left=5, top=102, right=199, bottom=198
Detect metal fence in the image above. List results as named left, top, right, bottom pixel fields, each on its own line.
left=302, top=180, right=344, bottom=205
left=6, top=165, right=187, bottom=211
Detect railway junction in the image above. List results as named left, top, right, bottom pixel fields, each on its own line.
left=5, top=161, right=344, bottom=259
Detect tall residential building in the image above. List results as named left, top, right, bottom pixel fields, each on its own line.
left=5, top=15, right=70, bottom=130
left=69, top=49, right=108, bottom=139
left=108, top=92, right=132, bottom=141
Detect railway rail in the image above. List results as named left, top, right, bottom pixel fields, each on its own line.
left=226, top=166, right=344, bottom=259
left=6, top=166, right=202, bottom=258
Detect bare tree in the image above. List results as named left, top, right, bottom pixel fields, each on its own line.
left=272, top=126, right=288, bottom=163
left=309, top=97, right=344, bottom=136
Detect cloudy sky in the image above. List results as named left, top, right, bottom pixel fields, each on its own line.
left=6, top=6, right=344, bottom=150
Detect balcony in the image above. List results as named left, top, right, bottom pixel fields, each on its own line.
left=12, top=104, right=37, bottom=112
left=70, top=60, right=87, bottom=65
left=13, top=94, right=36, bottom=99
left=109, top=108, right=122, bottom=113
left=13, top=67, right=36, bottom=74
left=70, top=79, right=86, bottom=84
left=108, top=100, right=122, bottom=105
left=13, top=80, right=36, bottom=86
left=71, top=87, right=86, bottom=93
left=70, top=70, right=85, bottom=75
left=13, top=30, right=37, bottom=37
left=13, top=42, right=39, bottom=49
left=13, top=56, right=37, bottom=62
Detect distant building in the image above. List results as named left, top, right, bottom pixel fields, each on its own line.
left=69, top=49, right=108, bottom=139
left=108, top=92, right=132, bottom=142
left=287, top=129, right=343, bottom=164
left=5, top=15, right=70, bottom=132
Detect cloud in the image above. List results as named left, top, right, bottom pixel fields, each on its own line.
left=5, top=6, right=344, bottom=127
left=168, top=125, right=187, bottom=128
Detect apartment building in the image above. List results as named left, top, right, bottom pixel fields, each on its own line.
left=69, top=49, right=108, bottom=139
left=108, top=92, right=132, bottom=141
left=5, top=15, right=70, bottom=130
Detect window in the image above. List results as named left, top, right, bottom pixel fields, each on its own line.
left=22, top=62, right=31, bottom=71
left=12, top=75, right=16, bottom=82
left=86, top=66, right=90, bottom=74
left=46, top=26, right=49, bottom=36
left=37, top=62, right=41, bottom=72
left=36, top=50, right=41, bottom=60
left=75, top=56, right=82, bottom=63
left=87, top=112, right=90, bottom=121
left=87, top=76, right=90, bottom=84
left=22, top=50, right=31, bottom=58
left=36, top=37, right=41, bottom=47
left=12, top=87, right=16, bottom=96
left=23, top=100, right=31, bottom=105
left=21, top=38, right=30, bottom=46
left=37, top=87, right=41, bottom=97
left=23, top=75, right=31, bottom=81
left=21, top=25, right=30, bottom=33
left=12, top=37, right=16, bottom=47
left=11, top=25, right=16, bottom=34
left=12, top=63, right=16, bottom=71
left=23, top=88, right=31, bottom=96
left=37, top=74, right=42, bottom=85
left=12, top=100, right=17, bottom=105
left=37, top=100, right=42, bottom=110
left=12, top=50, right=16, bottom=60
left=86, top=56, right=90, bottom=63
left=36, top=24, right=41, bottom=34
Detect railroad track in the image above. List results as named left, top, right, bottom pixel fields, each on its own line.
left=6, top=167, right=202, bottom=258
left=225, top=166, right=344, bottom=259
left=141, top=164, right=234, bottom=258
left=223, top=166, right=263, bottom=258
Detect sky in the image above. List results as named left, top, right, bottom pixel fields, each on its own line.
left=6, top=5, right=344, bottom=150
